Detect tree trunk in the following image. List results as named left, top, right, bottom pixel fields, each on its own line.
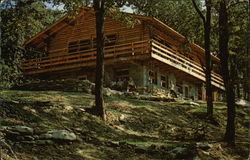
left=93, top=0, right=105, bottom=120
left=219, top=0, right=235, bottom=145
left=204, top=0, right=213, bottom=119
left=192, top=0, right=214, bottom=119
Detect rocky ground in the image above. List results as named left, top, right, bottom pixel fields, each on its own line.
left=0, top=90, right=249, bottom=160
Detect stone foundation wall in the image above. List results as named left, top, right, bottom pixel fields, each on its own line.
left=30, top=63, right=221, bottom=101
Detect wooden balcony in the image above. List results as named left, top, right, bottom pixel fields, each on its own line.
left=151, top=40, right=224, bottom=90
left=21, top=40, right=150, bottom=75
left=21, top=40, right=224, bottom=90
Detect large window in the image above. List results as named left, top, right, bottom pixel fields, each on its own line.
left=68, top=39, right=91, bottom=53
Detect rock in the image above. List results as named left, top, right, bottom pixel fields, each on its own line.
left=168, top=147, right=190, bottom=159
left=23, top=135, right=35, bottom=141
left=36, top=140, right=54, bottom=145
left=189, top=102, right=200, bottom=107
left=119, top=114, right=125, bottom=122
left=183, top=101, right=200, bottom=107
left=196, top=142, right=211, bottom=150
left=104, top=141, right=119, bottom=147
left=236, top=99, right=250, bottom=107
left=110, top=90, right=124, bottom=96
left=103, top=88, right=112, bottom=96
left=16, top=135, right=35, bottom=141
left=138, top=94, right=173, bottom=102
left=30, top=109, right=37, bottom=114
left=196, top=149, right=214, bottom=160
left=41, top=130, right=77, bottom=141
left=21, top=141, right=35, bottom=144
left=11, top=125, right=34, bottom=135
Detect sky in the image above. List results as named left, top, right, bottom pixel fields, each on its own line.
left=45, top=2, right=134, bottom=13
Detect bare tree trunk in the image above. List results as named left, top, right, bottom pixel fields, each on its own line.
left=93, top=0, right=105, bottom=120
left=192, top=0, right=213, bottom=119
left=219, top=0, right=235, bottom=145
left=204, top=0, right=213, bottom=119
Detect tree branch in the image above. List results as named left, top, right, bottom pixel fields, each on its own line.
left=191, top=0, right=206, bottom=23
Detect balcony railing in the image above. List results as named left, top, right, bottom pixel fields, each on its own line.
left=151, top=40, right=224, bottom=90
left=21, top=39, right=224, bottom=89
left=21, top=40, right=150, bottom=75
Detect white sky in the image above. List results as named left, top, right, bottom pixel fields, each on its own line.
left=45, top=2, right=134, bottom=13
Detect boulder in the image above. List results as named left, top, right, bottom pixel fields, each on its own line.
left=190, top=102, right=200, bottom=107
left=182, top=101, right=200, bottom=107
left=36, top=140, right=54, bottom=145
left=168, top=147, right=191, bottom=159
left=103, top=88, right=113, bottom=97
left=40, top=130, right=77, bottom=141
left=236, top=99, right=250, bottom=107
left=11, top=125, right=34, bottom=135
left=119, top=114, right=126, bottom=123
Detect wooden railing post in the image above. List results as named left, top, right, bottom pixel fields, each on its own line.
left=132, top=42, right=134, bottom=56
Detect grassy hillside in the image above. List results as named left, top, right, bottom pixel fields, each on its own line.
left=0, top=90, right=249, bottom=160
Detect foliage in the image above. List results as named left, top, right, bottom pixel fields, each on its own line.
left=127, top=0, right=204, bottom=46
left=227, top=1, right=249, bottom=99
left=0, top=0, right=63, bottom=88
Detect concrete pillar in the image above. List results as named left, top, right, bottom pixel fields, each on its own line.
left=201, top=83, right=206, bottom=101
left=212, top=90, right=218, bottom=101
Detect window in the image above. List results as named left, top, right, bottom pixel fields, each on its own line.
left=149, top=70, right=157, bottom=85
left=161, top=75, right=168, bottom=88
left=68, top=34, right=117, bottom=53
left=68, top=39, right=91, bottom=53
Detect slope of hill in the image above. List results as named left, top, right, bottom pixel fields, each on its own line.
left=0, top=90, right=249, bottom=160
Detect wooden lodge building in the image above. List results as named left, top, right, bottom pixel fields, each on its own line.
left=22, top=7, right=224, bottom=101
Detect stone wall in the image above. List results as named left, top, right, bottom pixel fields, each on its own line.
left=30, top=63, right=202, bottom=100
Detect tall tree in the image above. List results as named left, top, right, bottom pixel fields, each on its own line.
left=192, top=0, right=214, bottom=119
left=0, top=0, right=62, bottom=88
left=216, top=0, right=248, bottom=145
left=93, top=0, right=105, bottom=120
left=218, top=0, right=235, bottom=145
left=192, top=0, right=213, bottom=119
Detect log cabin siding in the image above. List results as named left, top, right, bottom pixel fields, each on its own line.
left=48, top=12, right=149, bottom=56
